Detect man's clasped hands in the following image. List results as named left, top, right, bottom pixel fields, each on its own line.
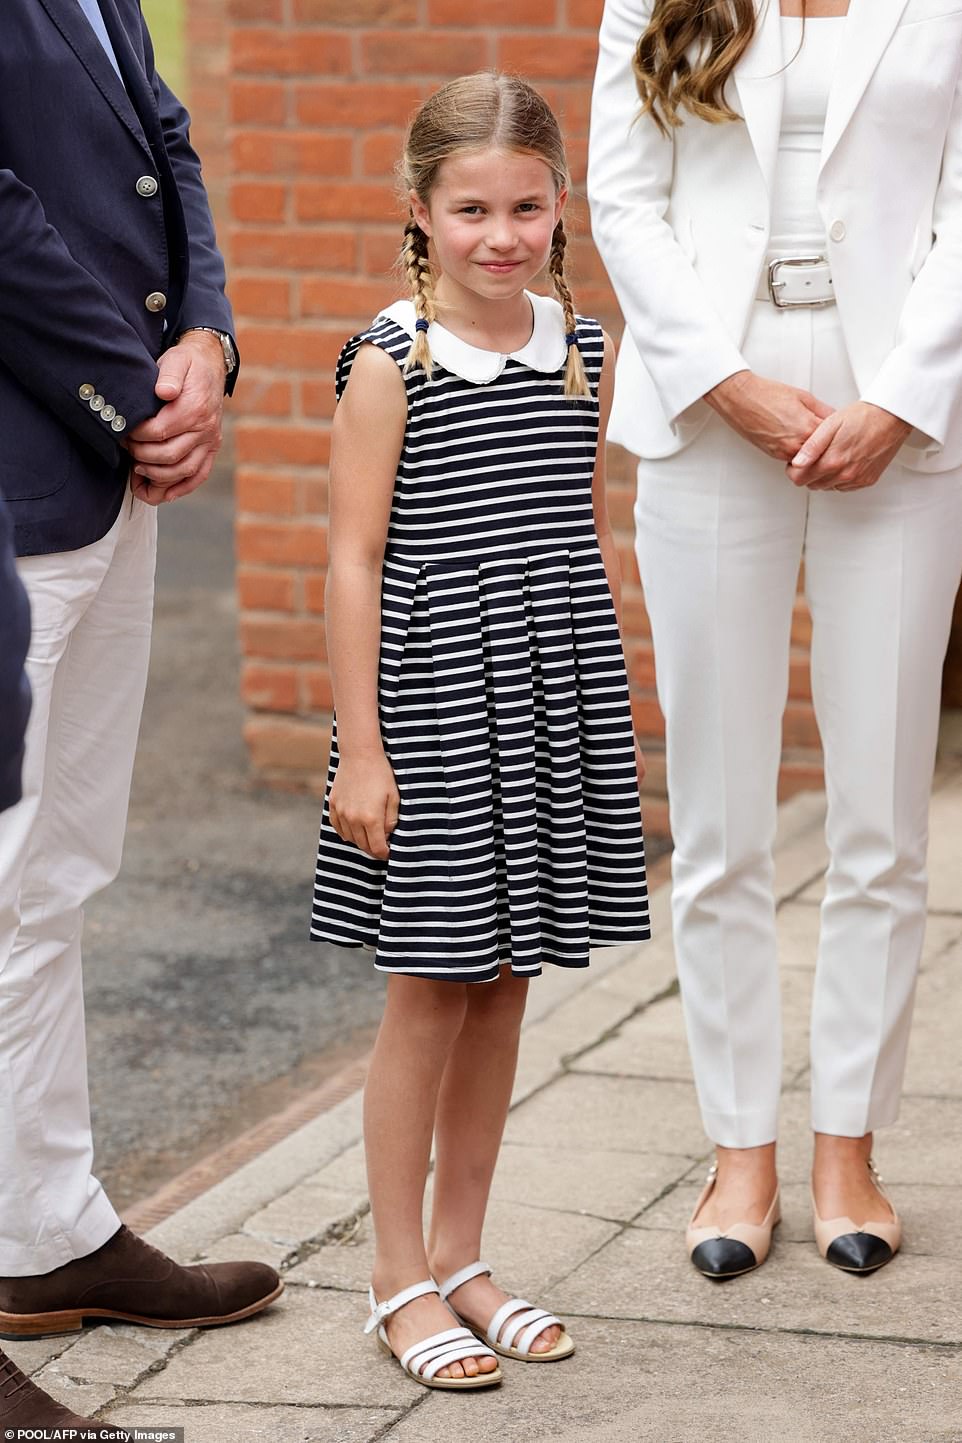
left=706, top=370, right=912, bottom=490
left=125, top=330, right=227, bottom=505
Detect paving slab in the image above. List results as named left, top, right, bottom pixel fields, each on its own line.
left=901, top=939, right=962, bottom=1099
left=927, top=769, right=962, bottom=916
left=31, top=1322, right=192, bottom=1388
left=772, top=790, right=828, bottom=902
left=502, top=1073, right=706, bottom=1160
left=135, top=1286, right=412, bottom=1409
left=571, top=968, right=812, bottom=1086
left=488, top=1139, right=692, bottom=1223
left=104, top=1401, right=405, bottom=1442
left=378, top=1317, right=961, bottom=1443
left=286, top=1196, right=620, bottom=1305
left=244, top=1180, right=370, bottom=1248
left=3, top=1332, right=80, bottom=1377
left=546, top=1226, right=962, bottom=1345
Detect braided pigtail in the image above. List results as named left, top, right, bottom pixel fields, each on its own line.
left=548, top=220, right=591, bottom=401
left=400, top=216, right=436, bottom=377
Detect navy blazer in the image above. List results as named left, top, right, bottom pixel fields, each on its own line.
left=1, top=0, right=236, bottom=557
left=0, top=486, right=32, bottom=811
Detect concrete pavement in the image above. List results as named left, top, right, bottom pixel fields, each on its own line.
left=9, top=752, right=962, bottom=1443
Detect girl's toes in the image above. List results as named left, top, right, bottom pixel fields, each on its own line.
left=531, top=1325, right=561, bottom=1353
left=461, top=1357, right=479, bottom=1377
left=479, top=1354, right=499, bottom=1373
left=448, top=1361, right=466, bottom=1379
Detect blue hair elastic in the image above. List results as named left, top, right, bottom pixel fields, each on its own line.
left=565, top=331, right=579, bottom=348
left=415, top=318, right=429, bottom=333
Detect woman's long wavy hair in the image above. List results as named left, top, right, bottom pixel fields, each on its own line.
left=635, top=0, right=789, bottom=136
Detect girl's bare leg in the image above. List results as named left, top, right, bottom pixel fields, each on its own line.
left=427, top=966, right=562, bottom=1353
left=365, top=973, right=497, bottom=1379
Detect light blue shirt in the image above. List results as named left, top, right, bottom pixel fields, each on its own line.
left=76, top=0, right=124, bottom=82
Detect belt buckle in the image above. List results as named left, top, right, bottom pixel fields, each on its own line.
left=767, top=254, right=833, bottom=308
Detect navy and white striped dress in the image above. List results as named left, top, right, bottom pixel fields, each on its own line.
left=311, top=291, right=650, bottom=983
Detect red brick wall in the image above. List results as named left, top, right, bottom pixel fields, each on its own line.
left=225, top=0, right=834, bottom=835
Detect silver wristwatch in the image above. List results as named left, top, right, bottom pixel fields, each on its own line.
left=178, top=326, right=238, bottom=377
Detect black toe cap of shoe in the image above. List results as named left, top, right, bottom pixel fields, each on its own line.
left=825, top=1232, right=894, bottom=1274
left=690, top=1238, right=758, bottom=1279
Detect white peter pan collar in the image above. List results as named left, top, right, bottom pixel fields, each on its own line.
left=376, top=290, right=569, bottom=384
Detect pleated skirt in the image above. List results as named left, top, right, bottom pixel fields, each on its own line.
left=310, top=542, right=651, bottom=982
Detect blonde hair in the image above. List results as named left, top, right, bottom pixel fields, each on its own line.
left=397, top=72, right=591, bottom=401
left=633, top=0, right=763, bottom=136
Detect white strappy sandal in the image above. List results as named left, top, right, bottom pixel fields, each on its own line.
left=437, top=1261, right=575, bottom=1362
left=364, top=1279, right=503, bottom=1390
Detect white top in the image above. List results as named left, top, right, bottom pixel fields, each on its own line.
left=769, top=17, right=845, bottom=254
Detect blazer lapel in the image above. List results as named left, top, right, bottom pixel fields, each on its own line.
left=819, top=0, right=910, bottom=172
left=96, top=0, right=166, bottom=150
left=36, top=0, right=151, bottom=155
left=733, top=0, right=785, bottom=195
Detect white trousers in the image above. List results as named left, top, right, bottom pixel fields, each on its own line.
left=0, top=498, right=156, bottom=1275
left=635, top=301, right=962, bottom=1148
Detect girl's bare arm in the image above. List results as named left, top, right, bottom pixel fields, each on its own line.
left=325, top=344, right=407, bottom=858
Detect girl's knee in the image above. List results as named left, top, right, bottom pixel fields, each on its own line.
left=384, top=974, right=469, bottom=1039
left=465, top=967, right=529, bottom=1020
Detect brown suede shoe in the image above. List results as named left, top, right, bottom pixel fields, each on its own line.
left=0, top=1226, right=283, bottom=1338
left=0, top=1346, right=131, bottom=1438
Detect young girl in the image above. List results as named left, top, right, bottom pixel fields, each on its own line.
left=311, top=72, right=650, bottom=1391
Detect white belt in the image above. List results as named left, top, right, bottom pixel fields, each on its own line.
left=756, top=253, right=835, bottom=307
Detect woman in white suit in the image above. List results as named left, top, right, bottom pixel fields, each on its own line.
left=588, top=0, right=962, bottom=1278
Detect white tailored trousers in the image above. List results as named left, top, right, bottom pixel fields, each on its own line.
left=0, top=496, right=156, bottom=1275
left=635, top=300, right=962, bottom=1148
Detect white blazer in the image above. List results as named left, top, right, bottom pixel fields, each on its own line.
left=588, top=0, right=962, bottom=468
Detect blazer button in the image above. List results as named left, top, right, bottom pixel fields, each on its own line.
left=145, top=291, right=167, bottom=313
left=136, top=175, right=159, bottom=197
left=829, top=219, right=846, bottom=242
left=111, top=415, right=127, bottom=432
left=78, top=383, right=95, bottom=400
left=89, top=394, right=105, bottom=412
left=101, top=404, right=117, bottom=422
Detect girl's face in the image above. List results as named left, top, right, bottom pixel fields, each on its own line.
left=410, top=147, right=567, bottom=305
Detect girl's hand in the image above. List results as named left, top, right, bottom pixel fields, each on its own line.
left=328, top=750, right=400, bottom=861
left=705, top=370, right=835, bottom=462
left=784, top=401, right=912, bottom=491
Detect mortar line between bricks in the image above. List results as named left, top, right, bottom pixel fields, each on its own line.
left=548, top=1310, right=962, bottom=1352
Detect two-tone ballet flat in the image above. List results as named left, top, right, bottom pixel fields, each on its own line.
left=686, top=1163, right=781, bottom=1279
left=437, top=1261, right=575, bottom=1362
left=364, top=1279, right=502, bottom=1390
left=812, top=1158, right=902, bottom=1275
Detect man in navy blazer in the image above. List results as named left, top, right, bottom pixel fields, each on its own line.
left=0, top=4, right=281, bottom=1435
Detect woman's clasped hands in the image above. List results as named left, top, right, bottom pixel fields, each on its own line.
left=706, top=370, right=911, bottom=491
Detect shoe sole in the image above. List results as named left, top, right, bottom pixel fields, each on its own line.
left=693, top=1261, right=761, bottom=1280
left=490, top=1334, right=576, bottom=1362
left=0, top=1280, right=285, bottom=1339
